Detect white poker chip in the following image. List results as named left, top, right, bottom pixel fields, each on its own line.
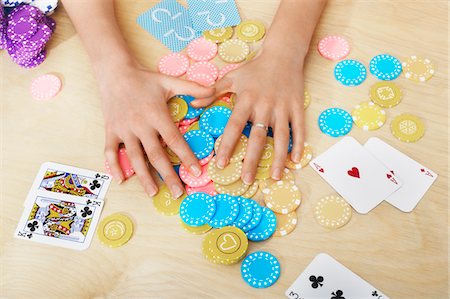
left=30, top=0, right=58, bottom=15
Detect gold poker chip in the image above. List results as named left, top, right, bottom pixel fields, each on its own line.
left=369, top=81, right=402, bottom=108
left=207, top=157, right=243, bottom=185
left=304, top=90, right=311, bottom=109
left=314, top=195, right=352, bottom=229
left=153, top=184, right=186, bottom=216
left=187, top=121, right=200, bottom=132
left=214, top=179, right=250, bottom=196
left=203, top=27, right=234, bottom=43
left=181, top=221, right=212, bottom=235
left=258, top=168, right=295, bottom=189
left=166, top=147, right=181, bottom=165
left=214, top=134, right=247, bottom=163
left=236, top=20, right=266, bottom=42
left=168, top=96, right=188, bottom=122
left=218, top=39, right=250, bottom=63
left=391, top=113, right=425, bottom=143
left=258, top=137, right=274, bottom=167
left=202, top=226, right=248, bottom=265
left=97, top=213, right=133, bottom=248
left=352, top=101, right=386, bottom=131
left=402, top=56, right=435, bottom=82
left=286, top=143, right=313, bottom=170
left=274, top=210, right=298, bottom=237
left=241, top=181, right=258, bottom=198
left=262, top=181, right=301, bottom=214
left=255, top=165, right=271, bottom=180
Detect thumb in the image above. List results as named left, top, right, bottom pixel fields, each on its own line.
left=191, top=77, right=232, bottom=108
left=166, top=77, right=216, bottom=99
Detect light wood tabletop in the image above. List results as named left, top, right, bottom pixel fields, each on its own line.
left=1, top=0, right=448, bottom=298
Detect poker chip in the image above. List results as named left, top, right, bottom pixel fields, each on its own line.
left=218, top=39, right=250, bottom=63
left=390, top=113, right=425, bottom=143
left=258, top=137, right=274, bottom=167
left=198, top=150, right=214, bottom=166
left=202, top=226, right=248, bottom=265
left=7, top=15, right=38, bottom=42
left=209, top=194, right=240, bottom=228
left=318, top=108, right=353, bottom=137
left=242, top=122, right=252, bottom=137
left=241, top=200, right=263, bottom=232
left=255, top=165, right=271, bottom=180
left=179, top=164, right=211, bottom=187
left=215, top=179, right=249, bottom=196
left=180, top=192, right=216, bottom=227
left=199, top=106, right=232, bottom=138
left=186, top=180, right=218, bottom=196
left=30, top=0, right=58, bottom=15
left=30, top=74, right=61, bottom=100
left=369, top=81, right=403, bottom=108
left=285, top=143, right=313, bottom=170
left=402, top=55, right=435, bottom=82
left=214, top=134, right=247, bottom=163
left=314, top=195, right=351, bottom=229
left=334, top=59, right=367, bottom=86
left=246, top=207, right=277, bottom=241
left=179, top=117, right=199, bottom=127
left=317, top=35, right=350, bottom=61
left=158, top=53, right=189, bottom=77
left=187, top=61, right=219, bottom=81
left=187, top=121, right=200, bottom=132
left=241, top=251, right=280, bottom=288
left=178, top=95, right=204, bottom=119
left=369, top=54, right=402, bottom=81
left=183, top=130, right=214, bottom=160
left=187, top=72, right=216, bottom=87
left=166, top=147, right=181, bottom=165
left=304, top=90, right=311, bottom=109
left=203, top=26, right=234, bottom=43
left=187, top=37, right=218, bottom=61
left=218, top=63, right=240, bottom=79
left=97, top=213, right=133, bottom=248
left=273, top=210, right=297, bottom=237
left=105, top=147, right=135, bottom=179
left=153, top=183, right=186, bottom=216
left=236, top=20, right=265, bottom=42
left=181, top=221, right=212, bottom=235
left=168, top=96, right=188, bottom=122
left=262, top=181, right=301, bottom=214
left=352, top=101, right=386, bottom=131
left=241, top=181, right=258, bottom=199
left=259, top=168, right=296, bottom=189
left=232, top=196, right=254, bottom=229
left=207, top=157, right=243, bottom=186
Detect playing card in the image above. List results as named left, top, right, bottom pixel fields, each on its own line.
left=24, top=162, right=112, bottom=206
left=136, top=0, right=201, bottom=52
left=15, top=192, right=103, bottom=250
left=187, top=0, right=241, bottom=31
left=365, top=137, right=438, bottom=212
left=309, top=137, right=402, bottom=214
left=285, top=253, right=390, bottom=299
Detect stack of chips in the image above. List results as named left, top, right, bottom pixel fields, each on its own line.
left=1, top=0, right=58, bottom=15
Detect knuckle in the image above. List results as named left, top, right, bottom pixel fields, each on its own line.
left=147, top=149, right=167, bottom=165
left=164, top=131, right=182, bottom=148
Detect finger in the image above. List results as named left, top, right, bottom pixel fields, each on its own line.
left=104, top=133, right=124, bottom=183
left=141, top=131, right=185, bottom=199
left=216, top=98, right=251, bottom=169
left=290, top=102, right=306, bottom=163
left=163, top=76, right=215, bottom=100
left=271, top=113, right=290, bottom=180
left=191, top=77, right=233, bottom=108
left=123, top=136, right=158, bottom=197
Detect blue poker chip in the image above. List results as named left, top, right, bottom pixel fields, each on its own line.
left=173, top=164, right=180, bottom=175
left=241, top=251, right=280, bottom=288
left=318, top=108, right=353, bottom=137
left=180, top=192, right=216, bottom=227
left=242, top=122, right=252, bottom=137
left=246, top=207, right=276, bottom=241
left=369, top=54, right=402, bottom=81
left=232, top=196, right=254, bottom=230
left=241, top=200, right=263, bottom=232
left=199, top=106, right=232, bottom=138
left=288, top=127, right=293, bottom=153
left=334, top=59, right=367, bottom=86
left=209, top=194, right=240, bottom=228
left=178, top=95, right=204, bottom=119
left=183, top=130, right=214, bottom=159
left=267, top=126, right=273, bottom=137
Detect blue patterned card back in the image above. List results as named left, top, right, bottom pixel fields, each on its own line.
left=187, top=0, right=241, bottom=31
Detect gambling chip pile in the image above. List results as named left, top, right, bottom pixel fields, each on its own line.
left=0, top=1, right=58, bottom=68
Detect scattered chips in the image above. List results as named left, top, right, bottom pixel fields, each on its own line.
left=207, top=158, right=243, bottom=186
left=183, top=130, right=214, bottom=160
left=241, top=181, right=258, bottom=198
left=369, top=81, right=402, bottom=108
left=352, top=101, right=386, bottom=131
left=317, top=35, right=350, bottom=61
left=30, top=73, right=61, bottom=100
left=179, top=164, right=210, bottom=187
left=273, top=210, right=298, bottom=237
left=236, top=20, right=265, bottom=42
left=402, top=55, right=435, bottom=82
left=246, top=206, right=276, bottom=241
left=200, top=106, right=232, bottom=138
left=187, top=37, right=218, bottom=61
left=218, top=39, right=250, bottom=63
left=158, top=53, right=189, bottom=77
left=232, top=196, right=254, bottom=230
left=153, top=183, right=186, bottom=216
left=241, top=200, right=263, bottom=232
left=215, top=179, right=249, bottom=196
left=209, top=194, right=240, bottom=228
left=202, top=226, right=248, bottom=265
left=203, top=27, right=234, bottom=43
left=334, top=59, right=367, bottom=86
left=369, top=54, right=402, bottom=81
left=314, top=195, right=352, bottom=229
left=187, top=61, right=219, bottom=81
left=262, top=181, right=301, bottom=214
left=97, top=213, right=133, bottom=248
left=168, top=96, right=188, bottom=122
left=241, top=251, right=280, bottom=288
left=180, top=192, right=216, bottom=227
left=318, top=108, right=353, bottom=137
left=214, top=134, right=247, bottom=163
left=390, top=113, right=425, bottom=143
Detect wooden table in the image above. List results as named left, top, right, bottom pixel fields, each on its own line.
left=1, top=1, right=448, bottom=298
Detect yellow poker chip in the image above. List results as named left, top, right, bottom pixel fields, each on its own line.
left=215, top=179, right=250, bottom=196
left=314, top=195, right=351, bottom=229
left=203, top=27, right=234, bottom=43
left=187, top=121, right=200, bottom=132
left=207, top=100, right=233, bottom=110
left=304, top=90, right=311, bottom=109
left=391, top=113, right=425, bottom=143
left=274, top=211, right=298, bottom=237
left=258, top=137, right=274, bottom=167
left=97, top=213, right=133, bottom=248
left=214, top=134, right=247, bottom=163
left=181, top=221, right=212, bottom=235
left=166, top=147, right=181, bottom=165
left=352, top=101, right=386, bottom=131
left=369, top=81, right=402, bottom=108
left=262, top=181, right=301, bottom=214
left=236, top=20, right=266, bottom=42
left=202, top=226, right=248, bottom=265
left=286, top=143, right=313, bottom=170
left=245, top=51, right=257, bottom=61
left=241, top=181, right=258, bottom=198
left=168, top=96, right=188, bottom=122
left=153, top=184, right=186, bottom=216
left=207, top=157, right=243, bottom=185
left=218, top=39, right=250, bottom=63
left=258, top=168, right=296, bottom=189
left=255, top=165, right=271, bottom=180
left=402, top=56, right=435, bottom=82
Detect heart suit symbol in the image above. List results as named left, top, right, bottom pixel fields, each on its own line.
left=347, top=167, right=360, bottom=178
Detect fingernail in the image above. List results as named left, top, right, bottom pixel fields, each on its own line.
left=293, top=152, right=301, bottom=163
left=117, top=179, right=123, bottom=185
left=146, top=185, right=158, bottom=197
left=243, top=172, right=253, bottom=185
left=271, top=168, right=282, bottom=180
left=217, top=157, right=228, bottom=169
left=190, top=165, right=202, bottom=177
left=171, top=185, right=184, bottom=199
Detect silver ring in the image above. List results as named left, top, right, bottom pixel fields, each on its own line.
left=253, top=123, right=269, bottom=131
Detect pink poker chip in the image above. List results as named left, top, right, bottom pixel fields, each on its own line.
left=179, top=116, right=199, bottom=126
left=317, top=35, right=350, bottom=61
left=179, top=163, right=210, bottom=187
left=186, top=181, right=217, bottom=196
left=158, top=53, right=189, bottom=77
left=218, top=63, right=240, bottom=79
left=105, top=148, right=135, bottom=179
left=178, top=124, right=190, bottom=135
left=30, top=74, right=61, bottom=101
left=199, top=151, right=214, bottom=166
left=187, top=37, right=218, bottom=62
left=187, top=61, right=219, bottom=80
left=188, top=73, right=216, bottom=87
